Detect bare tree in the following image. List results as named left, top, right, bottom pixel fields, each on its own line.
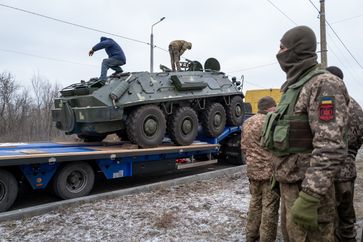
left=0, top=72, right=63, bottom=142
left=30, top=74, right=62, bottom=141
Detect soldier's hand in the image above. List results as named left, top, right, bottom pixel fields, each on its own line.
left=291, top=191, right=320, bottom=230
left=89, top=49, right=94, bottom=56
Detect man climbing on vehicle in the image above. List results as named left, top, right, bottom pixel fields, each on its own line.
left=89, top=36, right=126, bottom=81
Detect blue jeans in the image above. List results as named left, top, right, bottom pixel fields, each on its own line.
left=100, top=57, right=125, bottom=80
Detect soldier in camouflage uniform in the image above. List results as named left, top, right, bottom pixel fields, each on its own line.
left=168, top=40, right=192, bottom=71
left=241, top=96, right=280, bottom=242
left=262, top=26, right=350, bottom=242
left=327, top=66, right=363, bottom=242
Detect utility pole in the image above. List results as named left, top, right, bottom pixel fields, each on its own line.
left=320, top=0, right=328, bottom=68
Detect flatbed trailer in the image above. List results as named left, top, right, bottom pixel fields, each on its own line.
left=0, top=126, right=243, bottom=212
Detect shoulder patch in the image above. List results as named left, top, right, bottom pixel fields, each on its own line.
left=319, top=96, right=335, bottom=121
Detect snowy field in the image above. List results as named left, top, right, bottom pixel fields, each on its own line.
left=0, top=160, right=362, bottom=241
left=0, top=168, right=252, bottom=241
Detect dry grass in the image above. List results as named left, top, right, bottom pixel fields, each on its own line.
left=153, top=211, right=177, bottom=229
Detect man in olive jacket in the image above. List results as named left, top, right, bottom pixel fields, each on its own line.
left=168, top=40, right=192, bottom=71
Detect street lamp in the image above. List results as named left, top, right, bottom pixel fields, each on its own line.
left=150, top=17, right=165, bottom=73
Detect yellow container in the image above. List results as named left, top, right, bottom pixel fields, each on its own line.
left=244, top=88, right=282, bottom=113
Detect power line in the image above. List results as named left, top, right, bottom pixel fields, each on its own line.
left=325, top=31, right=363, bottom=88
left=325, top=21, right=363, bottom=68
left=307, top=0, right=363, bottom=69
left=0, top=3, right=149, bottom=46
left=0, top=48, right=97, bottom=67
left=308, top=0, right=320, bottom=12
left=331, top=14, right=363, bottom=24
left=227, top=62, right=278, bottom=73
left=266, top=0, right=298, bottom=25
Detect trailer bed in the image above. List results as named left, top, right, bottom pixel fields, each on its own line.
left=0, top=141, right=219, bottom=166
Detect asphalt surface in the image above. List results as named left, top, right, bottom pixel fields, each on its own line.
left=8, top=162, right=234, bottom=211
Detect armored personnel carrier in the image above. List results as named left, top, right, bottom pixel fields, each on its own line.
left=52, top=58, right=245, bottom=148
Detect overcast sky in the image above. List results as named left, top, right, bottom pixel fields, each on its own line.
left=0, top=0, right=362, bottom=104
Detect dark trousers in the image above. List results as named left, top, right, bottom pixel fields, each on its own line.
left=335, top=180, right=357, bottom=242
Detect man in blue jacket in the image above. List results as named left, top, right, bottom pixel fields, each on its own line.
left=89, top=37, right=126, bottom=81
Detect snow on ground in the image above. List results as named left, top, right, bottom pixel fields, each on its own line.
left=1, top=160, right=362, bottom=241
left=0, top=169, right=252, bottom=241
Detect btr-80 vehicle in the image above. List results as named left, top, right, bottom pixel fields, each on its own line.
left=52, top=58, right=245, bottom=148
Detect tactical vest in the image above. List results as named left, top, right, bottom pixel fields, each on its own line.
left=261, top=67, right=327, bottom=156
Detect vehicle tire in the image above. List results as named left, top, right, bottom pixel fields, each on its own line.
left=0, top=169, right=18, bottom=212
left=126, top=105, right=166, bottom=148
left=226, top=96, right=244, bottom=126
left=52, top=162, right=95, bottom=200
left=201, top=102, right=226, bottom=137
left=218, top=132, right=245, bottom=165
left=168, top=107, right=198, bottom=146
left=242, top=102, right=253, bottom=120
left=78, top=134, right=106, bottom=142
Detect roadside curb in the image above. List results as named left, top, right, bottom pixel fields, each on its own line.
left=0, top=165, right=245, bottom=222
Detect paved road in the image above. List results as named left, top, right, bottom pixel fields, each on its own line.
left=9, top=163, right=234, bottom=211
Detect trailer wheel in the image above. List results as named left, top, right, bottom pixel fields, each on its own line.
left=201, top=102, right=226, bottom=137
left=52, top=162, right=95, bottom=199
left=126, top=105, right=166, bottom=148
left=168, top=107, right=198, bottom=146
left=0, top=169, right=18, bottom=212
left=226, top=96, right=244, bottom=126
left=218, top=132, right=245, bottom=165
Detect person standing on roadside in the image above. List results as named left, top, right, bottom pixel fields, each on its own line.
left=327, top=65, right=363, bottom=242
left=261, top=26, right=350, bottom=241
left=242, top=96, right=280, bottom=242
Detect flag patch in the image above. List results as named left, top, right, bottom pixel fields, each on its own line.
left=319, top=97, right=335, bottom=121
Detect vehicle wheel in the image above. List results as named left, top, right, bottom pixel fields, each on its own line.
left=126, top=105, right=166, bottom=148
left=218, top=132, right=245, bottom=165
left=78, top=134, right=106, bottom=142
left=52, top=162, right=95, bottom=199
left=226, top=96, right=244, bottom=126
left=201, top=102, right=226, bottom=137
left=0, top=169, right=18, bottom=212
left=168, top=107, right=198, bottom=146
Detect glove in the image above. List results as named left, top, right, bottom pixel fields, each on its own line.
left=88, top=49, right=94, bottom=56
left=291, top=191, right=320, bottom=230
left=270, top=175, right=280, bottom=196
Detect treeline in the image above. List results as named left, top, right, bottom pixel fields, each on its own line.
left=0, top=72, right=66, bottom=142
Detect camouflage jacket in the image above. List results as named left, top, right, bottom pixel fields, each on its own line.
left=336, top=97, right=363, bottom=181
left=274, top=72, right=349, bottom=198
left=169, top=40, right=191, bottom=55
left=241, top=113, right=276, bottom=181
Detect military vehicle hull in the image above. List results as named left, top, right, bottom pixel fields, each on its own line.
left=52, top=68, right=245, bottom=148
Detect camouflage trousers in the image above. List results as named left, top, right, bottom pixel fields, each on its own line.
left=168, top=45, right=181, bottom=71
left=246, top=179, right=280, bottom=242
left=280, top=182, right=336, bottom=242
left=335, top=180, right=357, bottom=242
left=280, top=195, right=290, bottom=242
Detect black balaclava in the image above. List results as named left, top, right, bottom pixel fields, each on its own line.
left=277, top=26, right=318, bottom=92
